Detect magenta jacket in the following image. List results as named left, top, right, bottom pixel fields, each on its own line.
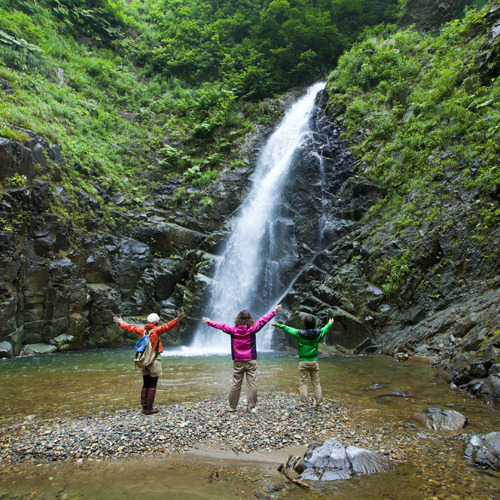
left=207, top=310, right=276, bottom=361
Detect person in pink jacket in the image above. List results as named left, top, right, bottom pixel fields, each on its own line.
left=202, top=304, right=281, bottom=412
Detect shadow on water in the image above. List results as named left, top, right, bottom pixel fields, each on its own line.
left=1, top=350, right=500, bottom=498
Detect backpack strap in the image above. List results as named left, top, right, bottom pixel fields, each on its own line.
left=147, top=328, right=161, bottom=358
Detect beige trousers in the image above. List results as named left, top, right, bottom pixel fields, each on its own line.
left=298, top=360, right=322, bottom=407
left=142, top=359, right=162, bottom=377
left=228, top=360, right=258, bottom=409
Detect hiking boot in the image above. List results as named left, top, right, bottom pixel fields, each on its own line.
left=141, top=388, right=148, bottom=414
left=144, top=388, right=159, bottom=415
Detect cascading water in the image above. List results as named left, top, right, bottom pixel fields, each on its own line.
left=183, top=82, right=327, bottom=355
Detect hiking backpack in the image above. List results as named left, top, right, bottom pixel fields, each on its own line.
left=134, top=331, right=159, bottom=369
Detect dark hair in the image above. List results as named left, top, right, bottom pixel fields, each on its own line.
left=234, top=310, right=255, bottom=326
left=302, top=315, right=316, bottom=330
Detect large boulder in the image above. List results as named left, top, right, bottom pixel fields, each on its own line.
left=292, top=439, right=392, bottom=481
left=21, top=343, right=58, bottom=355
left=301, top=440, right=351, bottom=481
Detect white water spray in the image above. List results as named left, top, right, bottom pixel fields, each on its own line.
left=171, top=82, right=325, bottom=356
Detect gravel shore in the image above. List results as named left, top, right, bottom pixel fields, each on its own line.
left=0, top=392, right=407, bottom=464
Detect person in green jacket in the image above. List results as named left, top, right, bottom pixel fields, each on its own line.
left=272, top=315, right=334, bottom=408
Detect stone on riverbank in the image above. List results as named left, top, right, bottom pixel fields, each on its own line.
left=410, top=408, right=467, bottom=432
left=0, top=393, right=406, bottom=467
left=464, top=432, right=500, bottom=470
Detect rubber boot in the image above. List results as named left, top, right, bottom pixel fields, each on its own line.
left=144, top=388, right=159, bottom=415
left=141, top=388, right=148, bottom=414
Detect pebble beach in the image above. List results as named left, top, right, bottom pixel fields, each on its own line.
left=0, top=392, right=406, bottom=464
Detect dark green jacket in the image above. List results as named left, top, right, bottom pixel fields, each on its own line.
left=274, top=321, right=333, bottom=361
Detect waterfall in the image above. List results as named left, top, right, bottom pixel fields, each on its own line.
left=181, top=82, right=326, bottom=355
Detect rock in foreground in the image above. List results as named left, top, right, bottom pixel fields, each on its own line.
left=290, top=439, right=392, bottom=481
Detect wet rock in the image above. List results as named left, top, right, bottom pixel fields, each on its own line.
left=478, top=375, right=500, bottom=400
left=375, top=391, right=412, bottom=399
left=464, top=432, right=500, bottom=470
left=489, top=364, right=500, bottom=377
left=21, top=343, right=58, bottom=356
left=50, top=334, right=75, bottom=351
left=0, top=341, right=13, bottom=358
left=354, top=337, right=381, bottom=354
left=334, top=176, right=387, bottom=222
left=0, top=138, right=35, bottom=181
left=296, top=439, right=392, bottom=481
left=410, top=408, right=467, bottom=432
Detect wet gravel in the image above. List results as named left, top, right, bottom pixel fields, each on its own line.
left=0, top=392, right=408, bottom=464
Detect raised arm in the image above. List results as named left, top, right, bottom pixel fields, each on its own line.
left=272, top=322, right=300, bottom=339
left=319, top=318, right=334, bottom=339
left=113, top=316, right=144, bottom=335
left=248, top=304, right=281, bottom=334
left=203, top=318, right=235, bottom=335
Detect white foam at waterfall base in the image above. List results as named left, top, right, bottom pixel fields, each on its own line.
left=185, top=82, right=326, bottom=356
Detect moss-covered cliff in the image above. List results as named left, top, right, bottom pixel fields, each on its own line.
left=278, top=1, right=499, bottom=403
left=0, top=0, right=498, bottom=404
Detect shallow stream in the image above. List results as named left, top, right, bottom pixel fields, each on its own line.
left=1, top=349, right=499, bottom=498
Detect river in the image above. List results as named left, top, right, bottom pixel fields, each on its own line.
left=0, top=349, right=499, bottom=498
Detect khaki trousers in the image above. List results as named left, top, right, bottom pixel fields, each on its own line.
left=142, top=359, right=162, bottom=377
left=298, top=360, right=322, bottom=407
left=228, top=360, right=258, bottom=409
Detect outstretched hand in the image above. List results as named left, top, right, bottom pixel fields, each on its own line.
left=329, top=318, right=334, bottom=324
left=271, top=321, right=277, bottom=327
left=274, top=304, right=282, bottom=313
left=202, top=317, right=210, bottom=324
left=177, top=311, right=186, bottom=322
left=113, top=316, right=122, bottom=325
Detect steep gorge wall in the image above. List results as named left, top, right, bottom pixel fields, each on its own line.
left=0, top=129, right=256, bottom=356
left=1, top=3, right=499, bottom=404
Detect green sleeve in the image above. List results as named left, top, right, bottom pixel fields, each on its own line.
left=319, top=321, right=333, bottom=339
left=274, top=323, right=300, bottom=339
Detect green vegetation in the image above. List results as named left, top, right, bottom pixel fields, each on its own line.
left=0, top=0, right=400, bottom=224
left=326, top=3, right=500, bottom=296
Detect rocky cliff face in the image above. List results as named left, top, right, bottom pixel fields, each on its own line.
left=0, top=125, right=259, bottom=356
left=0, top=89, right=302, bottom=357
left=1, top=73, right=498, bottom=405
left=399, top=0, right=477, bottom=31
